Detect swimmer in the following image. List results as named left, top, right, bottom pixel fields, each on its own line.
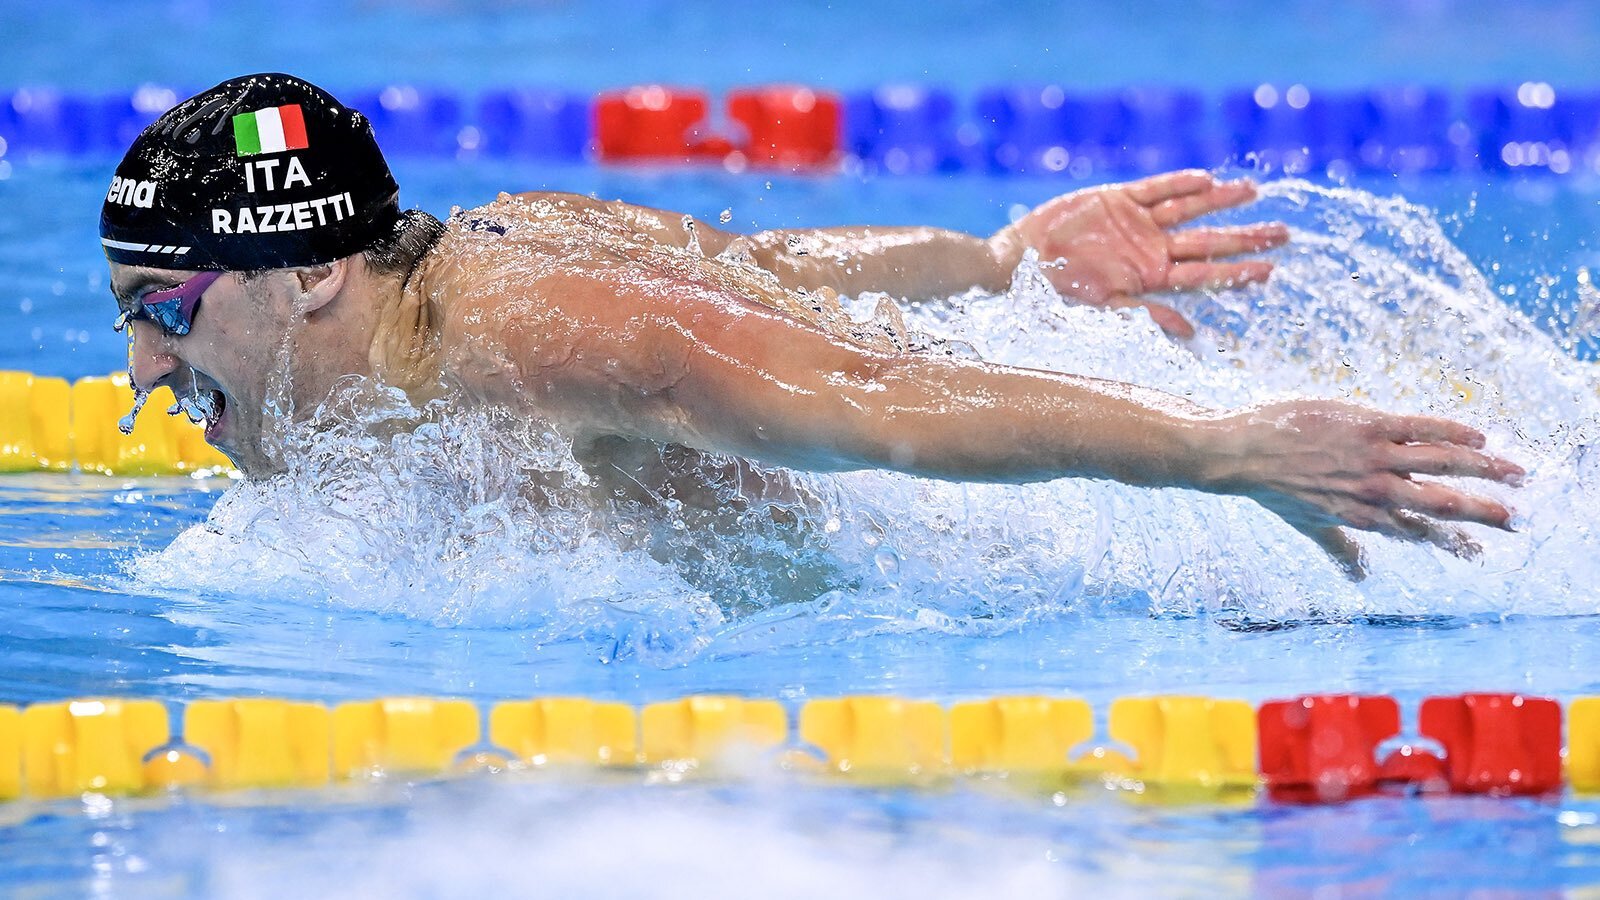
left=101, top=74, right=1522, bottom=575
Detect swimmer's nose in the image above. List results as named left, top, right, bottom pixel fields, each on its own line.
left=127, top=321, right=181, bottom=391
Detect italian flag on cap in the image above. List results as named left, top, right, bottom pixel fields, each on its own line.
left=232, top=104, right=309, bottom=156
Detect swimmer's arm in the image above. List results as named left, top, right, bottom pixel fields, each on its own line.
left=736, top=172, right=1291, bottom=341
left=508, top=190, right=1006, bottom=296
left=521, top=269, right=1522, bottom=570
left=512, top=267, right=1179, bottom=484
left=514, top=172, right=1287, bottom=337
left=739, top=226, right=1013, bottom=297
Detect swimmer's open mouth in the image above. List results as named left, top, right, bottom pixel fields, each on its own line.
left=168, top=389, right=227, bottom=437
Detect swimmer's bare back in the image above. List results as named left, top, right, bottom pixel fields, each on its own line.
left=403, top=191, right=1523, bottom=577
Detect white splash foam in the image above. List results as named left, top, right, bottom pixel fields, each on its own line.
left=127, top=180, right=1600, bottom=657
left=129, top=379, right=724, bottom=665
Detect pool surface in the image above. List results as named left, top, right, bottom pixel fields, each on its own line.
left=6, top=1, right=1600, bottom=896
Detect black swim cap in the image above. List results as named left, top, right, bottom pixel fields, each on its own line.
left=99, top=73, right=400, bottom=271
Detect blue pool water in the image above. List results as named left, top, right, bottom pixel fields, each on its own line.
left=7, top=0, right=1600, bottom=895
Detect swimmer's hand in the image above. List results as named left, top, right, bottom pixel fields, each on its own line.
left=990, top=170, right=1289, bottom=340
left=1209, top=400, right=1524, bottom=579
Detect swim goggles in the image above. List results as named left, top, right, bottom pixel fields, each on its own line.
left=112, top=271, right=222, bottom=337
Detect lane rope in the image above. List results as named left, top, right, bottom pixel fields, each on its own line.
left=0, top=83, right=1592, bottom=175
left=0, top=692, right=1590, bottom=804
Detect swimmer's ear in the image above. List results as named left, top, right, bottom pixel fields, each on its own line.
left=291, top=259, right=349, bottom=315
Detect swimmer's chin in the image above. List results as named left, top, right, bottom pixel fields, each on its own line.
left=214, top=441, right=287, bottom=480
left=205, top=415, right=284, bottom=479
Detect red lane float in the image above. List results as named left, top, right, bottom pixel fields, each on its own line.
left=727, top=86, right=841, bottom=169
left=1375, top=742, right=1450, bottom=794
left=1258, top=694, right=1399, bottom=803
left=595, top=86, right=730, bottom=162
left=1261, top=692, right=1562, bottom=802
left=596, top=85, right=839, bottom=171
left=1418, top=693, right=1562, bottom=796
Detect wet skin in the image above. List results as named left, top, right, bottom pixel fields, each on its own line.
left=114, top=171, right=1524, bottom=576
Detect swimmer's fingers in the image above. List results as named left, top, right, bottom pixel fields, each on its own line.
left=1385, top=442, right=1525, bottom=484
left=1163, top=261, right=1275, bottom=293
left=1298, top=524, right=1367, bottom=580
left=1386, top=510, right=1483, bottom=560
left=1099, top=295, right=1196, bottom=339
left=1122, top=170, right=1218, bottom=206
left=1386, top=477, right=1515, bottom=532
left=1149, top=179, right=1261, bottom=227
left=1377, top=414, right=1487, bottom=449
left=1294, top=508, right=1481, bottom=581
left=1167, top=224, right=1290, bottom=261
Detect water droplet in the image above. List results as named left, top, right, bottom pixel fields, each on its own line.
left=718, top=208, right=732, bottom=225
left=180, top=397, right=208, bottom=424
left=118, top=389, right=149, bottom=435
left=681, top=215, right=703, bottom=256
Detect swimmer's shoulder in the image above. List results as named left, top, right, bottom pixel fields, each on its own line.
left=413, top=187, right=743, bottom=332
left=411, top=192, right=620, bottom=338
left=461, top=191, right=716, bottom=252
left=421, top=192, right=585, bottom=273
left=454, top=191, right=617, bottom=229
left=505, top=190, right=612, bottom=212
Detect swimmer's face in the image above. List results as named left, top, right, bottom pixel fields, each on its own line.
left=109, top=262, right=302, bottom=477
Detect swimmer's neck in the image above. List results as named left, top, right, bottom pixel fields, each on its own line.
left=359, top=250, right=444, bottom=397
left=279, top=251, right=442, bottom=413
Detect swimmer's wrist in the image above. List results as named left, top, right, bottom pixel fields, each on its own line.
left=1179, top=414, right=1254, bottom=495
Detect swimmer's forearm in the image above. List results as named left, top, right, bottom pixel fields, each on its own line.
left=674, top=344, right=1232, bottom=489
left=853, top=362, right=1234, bottom=488
left=744, top=227, right=1012, bottom=300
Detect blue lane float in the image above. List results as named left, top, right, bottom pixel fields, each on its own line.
left=1467, top=85, right=1600, bottom=173
left=5, top=82, right=1600, bottom=176
left=972, top=86, right=1214, bottom=177
left=1362, top=86, right=1458, bottom=174
left=474, top=89, right=591, bottom=160
left=1117, top=87, right=1211, bottom=173
left=977, top=85, right=1123, bottom=176
left=0, top=86, right=189, bottom=156
left=843, top=85, right=977, bottom=175
left=346, top=87, right=466, bottom=157
left=1222, top=86, right=1359, bottom=174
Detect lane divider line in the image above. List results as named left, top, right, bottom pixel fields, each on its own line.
left=2, top=83, right=1595, bottom=176
left=0, top=692, right=1582, bottom=804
